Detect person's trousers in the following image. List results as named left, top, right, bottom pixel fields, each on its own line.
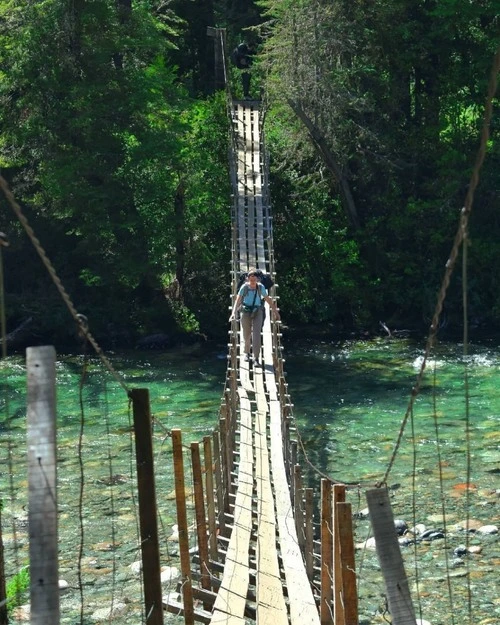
left=241, top=308, right=264, bottom=357
left=242, top=71, right=250, bottom=97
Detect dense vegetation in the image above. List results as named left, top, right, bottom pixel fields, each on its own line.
left=0, top=0, right=498, bottom=349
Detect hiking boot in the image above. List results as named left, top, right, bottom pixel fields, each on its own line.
left=254, top=358, right=260, bottom=367
left=245, top=353, right=251, bottom=362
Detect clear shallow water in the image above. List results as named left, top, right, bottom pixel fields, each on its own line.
left=1, top=338, right=498, bottom=624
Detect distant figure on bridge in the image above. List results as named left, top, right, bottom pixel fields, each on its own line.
left=229, top=268, right=280, bottom=367
left=231, top=42, right=254, bottom=99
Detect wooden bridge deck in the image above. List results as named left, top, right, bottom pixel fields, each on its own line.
left=210, top=101, right=320, bottom=625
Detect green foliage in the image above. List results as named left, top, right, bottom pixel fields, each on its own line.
left=6, top=566, right=30, bottom=615
left=1, top=0, right=499, bottom=342
left=259, top=0, right=500, bottom=332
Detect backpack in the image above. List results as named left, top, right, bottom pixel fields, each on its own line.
left=237, top=270, right=274, bottom=292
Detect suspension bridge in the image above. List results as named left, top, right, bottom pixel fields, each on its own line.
left=161, top=95, right=412, bottom=625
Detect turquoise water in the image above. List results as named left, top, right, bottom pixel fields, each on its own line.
left=1, top=338, right=498, bottom=624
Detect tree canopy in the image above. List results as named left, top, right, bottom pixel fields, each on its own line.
left=1, top=0, right=499, bottom=347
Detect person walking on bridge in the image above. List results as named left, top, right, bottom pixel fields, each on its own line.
left=231, top=42, right=254, bottom=99
left=229, top=269, right=280, bottom=366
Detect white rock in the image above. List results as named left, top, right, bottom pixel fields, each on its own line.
left=356, top=536, right=377, bottom=550
left=129, top=560, right=142, bottom=575
left=411, top=523, right=426, bottom=535
left=416, top=619, right=432, bottom=625
left=477, top=524, right=498, bottom=534
left=161, top=565, right=180, bottom=583
left=167, top=524, right=180, bottom=542
left=58, top=579, right=70, bottom=593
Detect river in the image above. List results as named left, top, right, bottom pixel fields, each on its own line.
left=1, top=335, right=498, bottom=624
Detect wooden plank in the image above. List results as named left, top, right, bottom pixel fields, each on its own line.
left=254, top=372, right=288, bottom=625
left=211, top=391, right=254, bottom=624
left=26, top=346, right=60, bottom=625
left=366, top=488, right=417, bottom=625
left=269, top=399, right=321, bottom=625
left=164, top=595, right=212, bottom=625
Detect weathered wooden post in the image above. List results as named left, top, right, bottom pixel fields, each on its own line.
left=366, top=487, right=417, bottom=625
left=172, top=429, right=195, bottom=625
left=203, top=436, right=218, bottom=563
left=212, top=430, right=226, bottom=536
left=332, top=484, right=346, bottom=625
left=26, top=346, right=60, bottom=625
left=337, top=502, right=358, bottom=625
left=0, top=515, right=6, bottom=625
left=130, top=388, right=164, bottom=625
left=206, top=27, right=226, bottom=91
left=305, top=488, right=315, bottom=581
left=294, top=464, right=305, bottom=551
left=191, top=442, right=211, bottom=602
left=320, top=479, right=333, bottom=625
left=0, top=236, right=6, bottom=625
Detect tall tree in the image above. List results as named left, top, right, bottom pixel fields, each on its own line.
left=0, top=0, right=188, bottom=340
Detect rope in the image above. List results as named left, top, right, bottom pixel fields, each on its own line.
left=379, top=43, right=500, bottom=487
left=0, top=175, right=130, bottom=395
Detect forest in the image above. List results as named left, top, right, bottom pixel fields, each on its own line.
left=0, top=0, right=499, bottom=349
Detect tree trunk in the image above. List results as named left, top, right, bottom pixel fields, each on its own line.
left=114, top=0, right=132, bottom=70
left=174, top=180, right=186, bottom=298
left=288, top=99, right=360, bottom=229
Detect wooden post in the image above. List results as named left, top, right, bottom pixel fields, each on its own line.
left=0, top=505, right=6, bottom=625
left=225, top=389, right=236, bottom=469
left=0, top=243, right=7, bottom=625
left=130, top=389, right=164, bottom=625
left=337, top=503, right=358, bottom=625
left=320, top=479, right=333, bottom=625
left=206, top=27, right=226, bottom=91
left=219, top=416, right=232, bottom=499
left=332, top=485, right=346, bottom=625
left=212, top=430, right=226, bottom=535
left=172, top=429, right=194, bottom=625
left=191, top=442, right=211, bottom=601
left=26, top=346, right=60, bottom=625
left=305, top=488, right=315, bottom=581
left=294, top=465, right=305, bottom=551
left=290, top=441, right=297, bottom=493
left=366, top=488, right=417, bottom=625
left=203, top=436, right=218, bottom=563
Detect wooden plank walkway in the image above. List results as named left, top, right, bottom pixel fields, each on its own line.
left=210, top=100, right=321, bottom=625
